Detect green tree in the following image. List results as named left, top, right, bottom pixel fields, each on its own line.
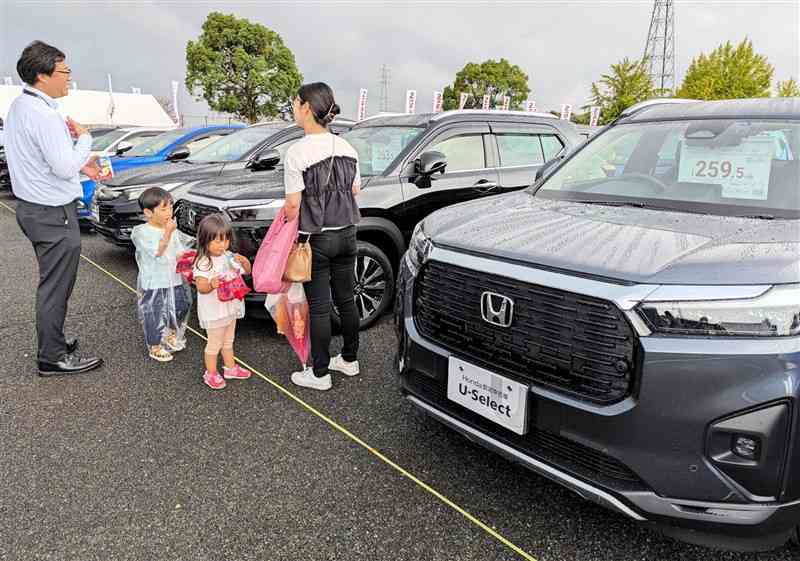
left=587, top=58, right=655, bottom=125
left=776, top=78, right=800, bottom=97
left=676, top=39, right=773, bottom=100
left=442, top=58, right=530, bottom=111
left=185, top=12, right=303, bottom=123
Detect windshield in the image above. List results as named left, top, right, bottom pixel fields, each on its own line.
left=188, top=125, right=284, bottom=163
left=342, top=126, right=424, bottom=176
left=126, top=129, right=188, bottom=157
left=537, top=119, right=800, bottom=218
left=91, top=129, right=127, bottom=151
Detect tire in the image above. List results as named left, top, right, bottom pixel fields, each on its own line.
left=331, top=241, right=395, bottom=331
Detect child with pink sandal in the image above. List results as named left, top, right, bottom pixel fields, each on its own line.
left=192, top=214, right=252, bottom=389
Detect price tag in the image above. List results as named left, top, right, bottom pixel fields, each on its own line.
left=678, top=138, right=774, bottom=201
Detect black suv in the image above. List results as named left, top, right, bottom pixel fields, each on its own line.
left=90, top=120, right=354, bottom=246
left=175, top=110, right=582, bottom=328
left=395, top=98, right=800, bottom=551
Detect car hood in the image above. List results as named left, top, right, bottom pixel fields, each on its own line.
left=424, top=192, right=800, bottom=285
left=189, top=168, right=287, bottom=200
left=105, top=161, right=224, bottom=188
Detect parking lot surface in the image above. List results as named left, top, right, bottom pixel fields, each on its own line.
left=1, top=191, right=797, bottom=561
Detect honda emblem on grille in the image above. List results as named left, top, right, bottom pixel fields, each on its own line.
left=481, top=292, right=514, bottom=328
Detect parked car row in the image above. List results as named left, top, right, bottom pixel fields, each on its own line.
left=84, top=100, right=800, bottom=552
left=78, top=124, right=243, bottom=222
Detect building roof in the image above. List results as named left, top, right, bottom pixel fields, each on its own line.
left=0, top=85, right=176, bottom=127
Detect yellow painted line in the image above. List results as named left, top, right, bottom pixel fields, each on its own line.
left=0, top=198, right=538, bottom=561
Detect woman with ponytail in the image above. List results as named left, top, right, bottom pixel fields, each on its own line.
left=283, top=82, right=362, bottom=391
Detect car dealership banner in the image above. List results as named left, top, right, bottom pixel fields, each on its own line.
left=171, top=80, right=181, bottom=124
left=482, top=95, right=491, bottom=110
left=590, top=106, right=601, bottom=127
left=459, top=92, right=469, bottom=110
left=501, top=96, right=510, bottom=111
left=357, top=88, right=368, bottom=121
left=405, top=90, right=417, bottom=114
left=560, top=103, right=573, bottom=121
left=432, top=91, right=443, bottom=113
left=525, top=100, right=537, bottom=112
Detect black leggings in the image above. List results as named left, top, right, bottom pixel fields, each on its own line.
left=303, top=227, right=359, bottom=378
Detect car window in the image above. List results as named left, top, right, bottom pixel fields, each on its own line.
left=186, top=135, right=224, bottom=153
left=538, top=120, right=800, bottom=218
left=188, top=125, right=284, bottom=163
left=91, top=129, right=128, bottom=151
left=342, top=126, right=424, bottom=177
left=273, top=138, right=300, bottom=160
left=126, top=129, right=189, bottom=157
left=126, top=133, right=160, bottom=148
left=541, top=135, right=565, bottom=161
left=429, top=135, right=486, bottom=172
left=497, top=134, right=544, bottom=167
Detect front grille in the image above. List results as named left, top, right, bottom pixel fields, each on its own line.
left=176, top=200, right=221, bottom=235
left=97, top=202, right=115, bottom=225
left=415, top=261, right=637, bottom=405
left=404, top=370, right=644, bottom=487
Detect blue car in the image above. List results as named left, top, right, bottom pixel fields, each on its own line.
left=78, top=124, right=243, bottom=221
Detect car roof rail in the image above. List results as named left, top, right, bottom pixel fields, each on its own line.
left=620, top=98, right=700, bottom=118
left=430, top=109, right=558, bottom=121
left=358, top=112, right=407, bottom=122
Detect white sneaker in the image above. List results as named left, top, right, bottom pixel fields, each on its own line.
left=291, top=366, right=332, bottom=391
left=329, top=355, right=360, bottom=377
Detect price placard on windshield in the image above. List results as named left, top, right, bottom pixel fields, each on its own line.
left=678, top=137, right=774, bottom=201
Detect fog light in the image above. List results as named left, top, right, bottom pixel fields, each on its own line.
left=732, top=435, right=760, bottom=460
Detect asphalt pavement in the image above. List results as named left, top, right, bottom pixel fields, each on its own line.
left=1, top=190, right=798, bottom=561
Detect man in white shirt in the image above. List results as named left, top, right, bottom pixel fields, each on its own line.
left=5, top=41, right=103, bottom=376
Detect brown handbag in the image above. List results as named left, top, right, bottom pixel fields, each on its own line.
left=283, top=241, right=312, bottom=282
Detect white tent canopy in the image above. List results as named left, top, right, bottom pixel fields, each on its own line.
left=0, top=85, right=176, bottom=128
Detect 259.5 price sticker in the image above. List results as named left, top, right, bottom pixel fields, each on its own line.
left=678, top=138, right=774, bottom=201
left=691, top=160, right=745, bottom=180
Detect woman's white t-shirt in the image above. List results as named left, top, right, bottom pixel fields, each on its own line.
left=193, top=253, right=245, bottom=329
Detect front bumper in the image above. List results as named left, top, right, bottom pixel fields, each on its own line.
left=395, top=249, right=800, bottom=551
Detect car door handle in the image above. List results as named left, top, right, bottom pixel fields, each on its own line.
left=473, top=180, right=498, bottom=191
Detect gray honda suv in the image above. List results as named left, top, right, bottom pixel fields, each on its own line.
left=395, top=98, right=800, bottom=551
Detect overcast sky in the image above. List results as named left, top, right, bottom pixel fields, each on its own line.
left=1, top=0, right=798, bottom=122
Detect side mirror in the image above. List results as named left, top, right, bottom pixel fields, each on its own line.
left=115, top=141, right=134, bottom=156
left=248, top=149, right=281, bottom=171
left=167, top=146, right=191, bottom=161
left=535, top=155, right=565, bottom=183
left=415, top=151, right=448, bottom=176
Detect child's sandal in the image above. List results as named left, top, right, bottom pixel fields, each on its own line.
left=149, top=345, right=174, bottom=362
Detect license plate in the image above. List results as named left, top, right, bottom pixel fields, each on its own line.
left=90, top=202, right=99, bottom=222
left=447, top=357, right=529, bottom=435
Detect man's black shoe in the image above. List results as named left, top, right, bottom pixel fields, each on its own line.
left=38, top=354, right=103, bottom=377
left=66, top=338, right=78, bottom=354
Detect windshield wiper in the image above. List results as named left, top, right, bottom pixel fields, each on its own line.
left=571, top=200, right=651, bottom=209
left=735, top=214, right=775, bottom=220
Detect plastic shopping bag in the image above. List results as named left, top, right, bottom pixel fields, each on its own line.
left=137, top=274, right=193, bottom=353
left=264, top=282, right=309, bottom=365
left=252, top=208, right=299, bottom=294
left=175, top=249, right=197, bottom=283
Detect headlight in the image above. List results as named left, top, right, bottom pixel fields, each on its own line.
left=637, top=284, right=800, bottom=337
left=226, top=200, right=284, bottom=222
left=126, top=182, right=183, bottom=200
left=404, top=221, right=433, bottom=277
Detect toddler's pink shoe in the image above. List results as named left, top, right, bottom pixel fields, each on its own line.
left=203, top=370, right=226, bottom=390
left=223, top=364, right=251, bottom=380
